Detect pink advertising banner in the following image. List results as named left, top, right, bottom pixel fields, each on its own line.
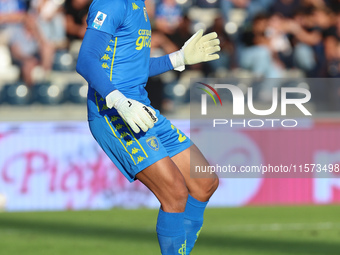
left=0, top=120, right=339, bottom=211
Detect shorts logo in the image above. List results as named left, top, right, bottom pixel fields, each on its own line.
left=131, top=148, right=140, bottom=154
left=115, top=124, right=124, bottom=130
left=137, top=156, right=145, bottom=163
left=146, top=136, right=159, bottom=151
left=111, top=116, right=120, bottom=122
left=126, top=139, right=135, bottom=146
left=92, top=11, right=107, bottom=30
left=120, top=132, right=129, bottom=138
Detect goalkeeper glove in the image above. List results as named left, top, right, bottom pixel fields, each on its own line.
left=169, top=29, right=220, bottom=71
left=106, top=90, right=158, bottom=133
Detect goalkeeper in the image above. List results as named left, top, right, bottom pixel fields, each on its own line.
left=76, top=0, right=220, bottom=254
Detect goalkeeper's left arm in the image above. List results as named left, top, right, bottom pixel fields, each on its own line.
left=149, top=29, right=220, bottom=77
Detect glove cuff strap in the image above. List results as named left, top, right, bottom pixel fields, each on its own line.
left=106, top=90, right=126, bottom=109
left=169, top=50, right=185, bottom=72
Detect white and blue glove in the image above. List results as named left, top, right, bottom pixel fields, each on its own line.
left=106, top=90, right=158, bottom=133
left=169, top=29, right=221, bottom=71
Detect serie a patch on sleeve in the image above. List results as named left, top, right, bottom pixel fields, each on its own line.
left=92, top=11, right=107, bottom=30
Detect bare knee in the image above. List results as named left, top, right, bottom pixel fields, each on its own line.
left=204, top=177, right=219, bottom=199
left=160, top=181, right=188, bottom=213
left=135, top=157, right=189, bottom=213
left=192, top=176, right=219, bottom=202
left=210, top=177, right=219, bottom=195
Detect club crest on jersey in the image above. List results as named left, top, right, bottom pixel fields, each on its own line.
left=92, top=11, right=107, bottom=30
left=146, top=136, right=159, bottom=151
left=143, top=7, right=148, bottom=22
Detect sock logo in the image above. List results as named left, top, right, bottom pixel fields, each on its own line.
left=178, top=240, right=186, bottom=255
left=196, top=226, right=203, bottom=241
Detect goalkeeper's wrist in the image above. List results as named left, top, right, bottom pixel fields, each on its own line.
left=169, top=50, right=185, bottom=72
left=106, top=90, right=126, bottom=109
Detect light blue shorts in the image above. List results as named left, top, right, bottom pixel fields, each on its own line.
left=89, top=108, right=192, bottom=182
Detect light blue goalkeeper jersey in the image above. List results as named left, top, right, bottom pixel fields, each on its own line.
left=86, top=0, right=152, bottom=120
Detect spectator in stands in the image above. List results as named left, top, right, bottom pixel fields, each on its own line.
left=206, top=15, right=236, bottom=74
left=267, top=12, right=317, bottom=76
left=239, top=13, right=284, bottom=100
left=29, top=0, right=67, bottom=73
left=145, top=0, right=156, bottom=21
left=148, top=25, right=179, bottom=112
left=9, top=15, right=42, bottom=86
left=64, top=0, right=91, bottom=41
left=220, top=0, right=273, bottom=24
left=270, top=0, right=301, bottom=18
left=0, top=0, right=26, bottom=44
left=240, top=13, right=283, bottom=79
left=301, top=0, right=327, bottom=8
left=324, top=11, right=340, bottom=76
left=155, top=0, right=182, bottom=37
left=325, top=0, right=340, bottom=13
left=286, top=6, right=332, bottom=76
left=166, top=14, right=191, bottom=49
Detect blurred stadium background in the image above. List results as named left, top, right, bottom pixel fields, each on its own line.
left=1, top=0, right=340, bottom=254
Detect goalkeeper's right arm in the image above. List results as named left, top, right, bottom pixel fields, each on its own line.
left=77, top=29, right=157, bottom=134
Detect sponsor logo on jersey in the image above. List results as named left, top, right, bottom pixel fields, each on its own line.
left=92, top=11, right=107, bottom=30
left=146, top=136, right=159, bottom=151
left=136, top=29, right=151, bottom=50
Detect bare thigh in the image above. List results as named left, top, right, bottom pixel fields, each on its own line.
left=171, top=144, right=219, bottom=202
left=136, top=156, right=188, bottom=213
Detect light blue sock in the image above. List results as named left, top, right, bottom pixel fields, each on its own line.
left=156, top=208, right=186, bottom=255
left=184, top=195, right=208, bottom=255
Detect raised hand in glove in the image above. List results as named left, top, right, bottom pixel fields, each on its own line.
left=169, top=29, right=221, bottom=71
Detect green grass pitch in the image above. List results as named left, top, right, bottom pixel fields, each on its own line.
left=0, top=205, right=339, bottom=255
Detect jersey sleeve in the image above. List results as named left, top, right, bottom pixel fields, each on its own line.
left=149, top=55, right=174, bottom=77
left=76, top=28, right=116, bottom=98
left=86, top=0, right=127, bottom=35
